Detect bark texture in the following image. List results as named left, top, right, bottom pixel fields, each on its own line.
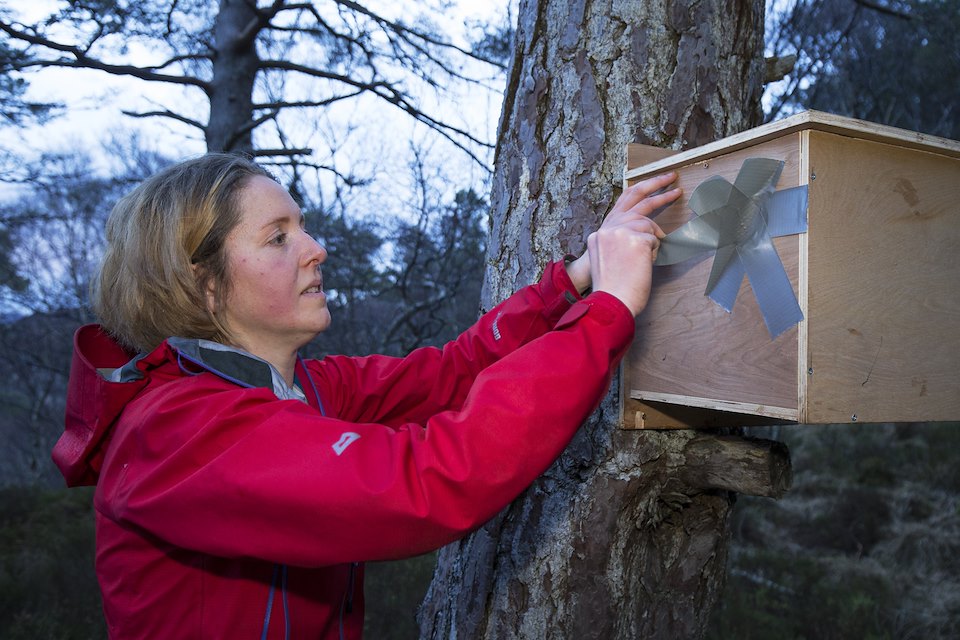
left=419, top=1, right=766, bottom=638
left=208, top=0, right=261, bottom=153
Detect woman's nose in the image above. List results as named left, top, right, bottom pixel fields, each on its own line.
left=303, top=230, right=327, bottom=265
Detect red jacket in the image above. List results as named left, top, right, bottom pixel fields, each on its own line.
left=53, top=261, right=634, bottom=639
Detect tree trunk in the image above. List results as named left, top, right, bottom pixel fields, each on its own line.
left=419, top=1, right=766, bottom=638
left=207, top=0, right=261, bottom=154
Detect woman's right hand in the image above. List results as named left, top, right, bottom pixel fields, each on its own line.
left=587, top=172, right=681, bottom=316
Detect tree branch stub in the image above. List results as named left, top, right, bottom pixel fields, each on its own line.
left=680, top=435, right=793, bottom=499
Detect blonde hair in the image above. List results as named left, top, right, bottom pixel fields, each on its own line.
left=93, top=153, right=272, bottom=353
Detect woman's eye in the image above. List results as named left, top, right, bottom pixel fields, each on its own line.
left=269, top=233, right=287, bottom=246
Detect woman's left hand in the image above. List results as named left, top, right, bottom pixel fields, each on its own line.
left=565, top=172, right=680, bottom=295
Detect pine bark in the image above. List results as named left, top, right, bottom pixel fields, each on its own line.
left=419, top=1, right=766, bottom=638
left=207, top=0, right=261, bottom=154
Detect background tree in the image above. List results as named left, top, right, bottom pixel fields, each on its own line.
left=0, top=0, right=503, bottom=175
left=373, top=174, right=486, bottom=355
left=0, top=144, right=159, bottom=486
left=301, top=161, right=487, bottom=360
left=419, top=1, right=780, bottom=638
left=0, top=39, right=57, bottom=126
left=765, top=0, right=959, bottom=138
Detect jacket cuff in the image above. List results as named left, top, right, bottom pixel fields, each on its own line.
left=540, top=260, right=582, bottom=321
left=554, top=291, right=635, bottom=343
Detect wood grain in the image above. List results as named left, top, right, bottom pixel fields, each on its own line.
left=624, top=110, right=960, bottom=183
left=803, top=131, right=960, bottom=423
left=626, top=144, right=678, bottom=173
left=623, top=134, right=802, bottom=416
left=621, top=113, right=960, bottom=427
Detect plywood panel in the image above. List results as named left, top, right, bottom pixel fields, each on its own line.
left=624, top=134, right=802, bottom=416
left=621, top=397, right=791, bottom=430
left=626, top=144, right=678, bottom=172
left=624, top=110, right=960, bottom=184
left=627, top=134, right=803, bottom=233
left=621, top=113, right=960, bottom=428
left=804, top=132, right=960, bottom=423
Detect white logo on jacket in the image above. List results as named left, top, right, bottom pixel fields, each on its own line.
left=332, top=432, right=361, bottom=456
left=491, top=311, right=504, bottom=341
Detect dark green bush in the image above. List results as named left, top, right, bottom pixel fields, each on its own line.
left=0, top=485, right=105, bottom=640
left=709, top=550, right=894, bottom=640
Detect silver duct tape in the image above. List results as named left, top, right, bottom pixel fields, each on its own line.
left=706, top=245, right=744, bottom=312
left=734, top=158, right=784, bottom=200
left=739, top=234, right=806, bottom=337
left=653, top=158, right=809, bottom=338
left=765, top=186, right=808, bottom=237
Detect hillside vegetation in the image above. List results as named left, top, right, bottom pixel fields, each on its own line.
left=709, top=422, right=960, bottom=639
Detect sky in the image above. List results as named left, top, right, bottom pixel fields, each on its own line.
left=1, top=0, right=512, bottom=207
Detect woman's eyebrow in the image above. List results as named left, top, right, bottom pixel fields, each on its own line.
left=257, top=212, right=300, bottom=230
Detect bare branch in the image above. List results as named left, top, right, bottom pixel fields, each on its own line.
left=165, top=0, right=180, bottom=38
left=259, top=58, right=376, bottom=88
left=223, top=109, right=282, bottom=153
left=142, top=52, right=212, bottom=73
left=256, top=156, right=363, bottom=187
left=120, top=109, right=205, bottom=131
left=328, top=0, right=508, bottom=70
left=270, top=0, right=506, bottom=95
left=0, top=21, right=209, bottom=90
left=253, top=90, right=364, bottom=110
left=254, top=147, right=314, bottom=157
left=854, top=0, right=913, bottom=20
left=764, top=54, right=797, bottom=83
left=260, top=59, right=493, bottom=166
left=235, top=0, right=286, bottom=48
left=680, top=436, right=793, bottom=499
left=378, top=293, right=450, bottom=354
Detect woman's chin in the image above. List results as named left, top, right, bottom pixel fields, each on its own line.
left=315, top=309, right=332, bottom=333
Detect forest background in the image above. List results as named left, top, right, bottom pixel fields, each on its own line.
left=0, top=0, right=958, bottom=638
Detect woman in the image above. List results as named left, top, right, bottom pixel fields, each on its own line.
left=53, top=153, right=680, bottom=638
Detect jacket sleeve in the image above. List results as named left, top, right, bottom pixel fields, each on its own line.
left=310, top=260, right=582, bottom=425
left=95, top=290, right=636, bottom=567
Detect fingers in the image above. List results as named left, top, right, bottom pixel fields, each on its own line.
left=607, top=172, right=682, bottom=227
left=634, top=186, right=682, bottom=221
left=612, top=171, right=679, bottom=209
left=625, top=214, right=666, bottom=240
left=602, top=203, right=667, bottom=239
left=567, top=171, right=680, bottom=309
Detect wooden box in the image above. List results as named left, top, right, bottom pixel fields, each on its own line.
left=621, top=111, right=960, bottom=428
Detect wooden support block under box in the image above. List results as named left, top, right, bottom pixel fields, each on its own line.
left=621, top=111, right=960, bottom=429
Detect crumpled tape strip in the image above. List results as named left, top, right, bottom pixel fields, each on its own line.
left=654, top=158, right=809, bottom=338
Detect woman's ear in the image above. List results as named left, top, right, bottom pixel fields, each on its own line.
left=192, top=264, right=219, bottom=315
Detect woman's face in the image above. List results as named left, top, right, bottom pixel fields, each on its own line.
left=215, top=175, right=330, bottom=357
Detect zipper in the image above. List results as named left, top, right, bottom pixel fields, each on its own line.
left=339, top=562, right=360, bottom=639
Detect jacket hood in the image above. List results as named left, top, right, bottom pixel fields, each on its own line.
left=53, top=325, right=158, bottom=487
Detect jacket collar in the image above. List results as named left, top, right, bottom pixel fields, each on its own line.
left=165, top=338, right=308, bottom=403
